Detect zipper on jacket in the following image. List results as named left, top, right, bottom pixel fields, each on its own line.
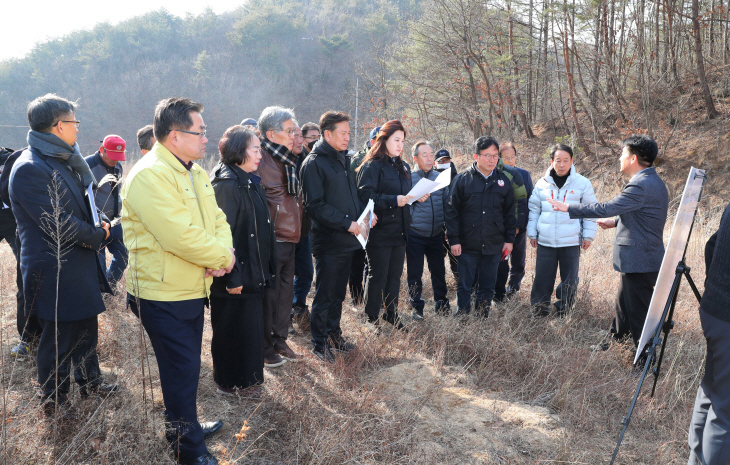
left=247, top=185, right=267, bottom=286
left=273, top=204, right=280, bottom=231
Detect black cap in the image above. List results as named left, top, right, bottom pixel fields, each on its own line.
left=435, top=149, right=451, bottom=162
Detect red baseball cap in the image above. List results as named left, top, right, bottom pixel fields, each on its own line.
left=101, top=135, right=126, bottom=161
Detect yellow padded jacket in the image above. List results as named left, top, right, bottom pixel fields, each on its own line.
left=121, top=143, right=233, bottom=301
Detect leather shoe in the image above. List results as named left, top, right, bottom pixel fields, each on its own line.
left=180, top=452, right=219, bottom=465
left=201, top=420, right=224, bottom=440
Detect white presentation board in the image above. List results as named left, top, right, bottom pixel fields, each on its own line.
left=635, top=167, right=706, bottom=363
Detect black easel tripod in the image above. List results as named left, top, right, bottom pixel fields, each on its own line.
left=609, top=256, right=703, bottom=464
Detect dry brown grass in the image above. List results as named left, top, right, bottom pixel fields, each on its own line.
left=0, top=162, right=720, bottom=464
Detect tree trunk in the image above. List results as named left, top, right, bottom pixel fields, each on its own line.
left=692, top=0, right=719, bottom=118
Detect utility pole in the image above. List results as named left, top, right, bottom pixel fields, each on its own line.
left=354, top=78, right=359, bottom=149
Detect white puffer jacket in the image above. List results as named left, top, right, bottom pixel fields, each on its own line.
left=527, top=165, right=597, bottom=247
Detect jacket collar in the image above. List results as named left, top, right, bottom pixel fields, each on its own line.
left=543, top=164, right=576, bottom=185
left=152, top=142, right=194, bottom=173
left=213, top=162, right=262, bottom=185
left=311, top=139, right=347, bottom=160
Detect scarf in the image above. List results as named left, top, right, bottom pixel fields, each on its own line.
left=262, top=138, right=299, bottom=196
left=27, top=130, right=96, bottom=187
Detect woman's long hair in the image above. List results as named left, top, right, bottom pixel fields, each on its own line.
left=357, top=120, right=409, bottom=178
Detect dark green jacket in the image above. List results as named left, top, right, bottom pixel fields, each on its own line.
left=498, top=158, right=527, bottom=227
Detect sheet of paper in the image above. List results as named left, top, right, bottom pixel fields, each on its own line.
left=406, top=178, right=438, bottom=204
left=356, top=199, right=375, bottom=249
left=406, top=169, right=452, bottom=204
left=434, top=168, right=451, bottom=189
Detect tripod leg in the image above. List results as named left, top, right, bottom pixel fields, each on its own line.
left=651, top=276, right=682, bottom=397
left=684, top=270, right=703, bottom=304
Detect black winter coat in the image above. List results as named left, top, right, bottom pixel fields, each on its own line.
left=9, top=148, right=111, bottom=322
left=0, top=148, right=21, bottom=237
left=356, top=156, right=412, bottom=247
left=210, top=162, right=276, bottom=298
left=300, top=140, right=363, bottom=256
left=446, top=163, right=516, bottom=255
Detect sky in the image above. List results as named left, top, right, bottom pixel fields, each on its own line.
left=1, top=0, right=245, bottom=62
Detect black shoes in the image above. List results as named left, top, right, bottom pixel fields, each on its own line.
left=80, top=382, right=120, bottom=399
left=180, top=452, right=219, bottom=465
left=328, top=335, right=356, bottom=353
left=312, top=345, right=336, bottom=363
left=201, top=420, right=224, bottom=440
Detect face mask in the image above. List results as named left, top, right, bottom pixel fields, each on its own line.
left=436, top=163, right=450, bottom=170
left=307, top=140, right=316, bottom=150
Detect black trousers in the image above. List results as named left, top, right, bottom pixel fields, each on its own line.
left=406, top=230, right=448, bottom=313
left=530, top=245, right=581, bottom=313
left=210, top=296, right=264, bottom=389
left=37, top=315, right=100, bottom=401
left=264, top=242, right=296, bottom=356
left=349, top=248, right=368, bottom=306
left=129, top=296, right=207, bottom=461
left=611, top=271, right=659, bottom=346
left=4, top=231, right=42, bottom=342
left=364, top=244, right=406, bottom=321
left=311, top=251, right=353, bottom=349
left=494, top=229, right=528, bottom=300
left=444, top=234, right=459, bottom=281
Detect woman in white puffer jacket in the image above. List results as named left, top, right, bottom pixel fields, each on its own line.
left=527, top=144, right=597, bottom=316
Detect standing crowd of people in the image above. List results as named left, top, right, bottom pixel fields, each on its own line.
left=6, top=92, right=723, bottom=465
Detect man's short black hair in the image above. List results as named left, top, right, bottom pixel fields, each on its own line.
left=27, top=94, right=76, bottom=132
left=153, top=97, right=204, bottom=142
left=219, top=125, right=258, bottom=166
left=318, top=111, right=350, bottom=136
left=549, top=143, right=574, bottom=160
left=622, top=134, right=658, bottom=167
left=301, top=122, right=320, bottom=136
left=474, top=136, right=499, bottom=155
left=136, top=124, right=155, bottom=151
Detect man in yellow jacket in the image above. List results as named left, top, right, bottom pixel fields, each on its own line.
left=122, top=97, right=234, bottom=465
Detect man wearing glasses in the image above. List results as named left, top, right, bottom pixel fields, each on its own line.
left=255, top=106, right=303, bottom=366
left=85, top=135, right=127, bottom=288
left=445, top=136, right=516, bottom=317
left=9, top=93, right=117, bottom=416
left=301, top=122, right=320, bottom=151
left=122, top=97, right=234, bottom=465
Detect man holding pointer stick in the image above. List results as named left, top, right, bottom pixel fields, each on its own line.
left=547, top=135, right=668, bottom=352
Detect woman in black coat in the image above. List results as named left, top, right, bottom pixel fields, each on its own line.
left=210, top=126, right=276, bottom=397
left=356, top=120, right=426, bottom=330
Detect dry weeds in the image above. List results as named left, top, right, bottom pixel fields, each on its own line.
left=0, top=164, right=718, bottom=464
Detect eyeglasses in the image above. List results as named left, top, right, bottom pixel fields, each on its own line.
left=479, top=154, right=499, bottom=160
left=169, top=128, right=207, bottom=139
left=57, top=120, right=81, bottom=128
left=275, top=128, right=296, bottom=136
left=303, top=135, right=319, bottom=141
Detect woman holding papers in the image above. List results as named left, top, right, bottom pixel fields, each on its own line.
left=356, top=120, right=425, bottom=331
left=526, top=144, right=597, bottom=317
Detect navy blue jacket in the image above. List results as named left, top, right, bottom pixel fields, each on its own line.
left=446, top=163, right=516, bottom=255
left=9, top=148, right=111, bottom=321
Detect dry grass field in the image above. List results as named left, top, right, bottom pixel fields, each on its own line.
left=0, top=151, right=723, bottom=464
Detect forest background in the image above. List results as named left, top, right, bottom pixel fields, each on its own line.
left=1, top=0, right=730, bottom=463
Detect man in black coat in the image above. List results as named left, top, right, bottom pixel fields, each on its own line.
left=9, top=94, right=116, bottom=414
left=300, top=111, right=376, bottom=362
left=446, top=136, right=516, bottom=317
left=1, top=147, right=43, bottom=357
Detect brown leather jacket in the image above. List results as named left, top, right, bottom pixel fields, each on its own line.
left=256, top=148, right=302, bottom=243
